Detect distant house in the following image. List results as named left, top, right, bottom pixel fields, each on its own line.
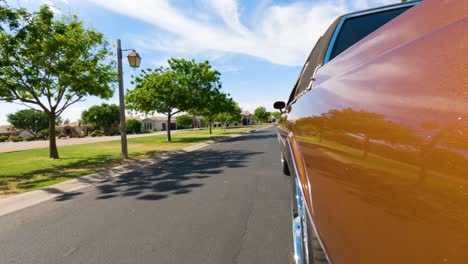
left=0, top=125, right=19, bottom=137
left=56, top=122, right=89, bottom=137
left=191, top=115, right=207, bottom=128
left=241, top=111, right=252, bottom=125
left=141, top=116, right=178, bottom=132
left=0, top=125, right=34, bottom=138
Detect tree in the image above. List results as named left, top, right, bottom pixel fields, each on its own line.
left=197, top=90, right=233, bottom=134
left=0, top=5, right=116, bottom=159
left=271, top=111, right=281, bottom=122
left=167, top=58, right=222, bottom=113
left=215, top=100, right=241, bottom=131
left=81, top=103, right=120, bottom=135
left=126, top=119, right=142, bottom=134
left=176, top=114, right=193, bottom=129
left=253, top=107, right=270, bottom=123
left=127, top=58, right=223, bottom=141
left=127, top=68, right=190, bottom=141
left=7, top=109, right=48, bottom=135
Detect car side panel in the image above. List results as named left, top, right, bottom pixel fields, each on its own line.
left=287, top=2, right=468, bottom=263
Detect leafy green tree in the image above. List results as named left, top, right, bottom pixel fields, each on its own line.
left=197, top=90, right=234, bottom=134
left=167, top=58, right=222, bottom=113
left=253, top=107, right=270, bottom=123
left=7, top=109, right=48, bottom=135
left=176, top=114, right=193, bottom=129
left=127, top=58, right=222, bottom=141
left=127, top=69, right=191, bottom=141
left=0, top=5, right=116, bottom=159
left=216, top=100, right=241, bottom=131
left=81, top=103, right=120, bottom=135
left=126, top=119, right=142, bottom=134
left=271, top=111, right=281, bottom=122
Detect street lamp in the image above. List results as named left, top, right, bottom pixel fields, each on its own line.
left=117, top=39, right=141, bottom=159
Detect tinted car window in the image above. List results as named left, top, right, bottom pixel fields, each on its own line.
left=329, top=6, right=410, bottom=61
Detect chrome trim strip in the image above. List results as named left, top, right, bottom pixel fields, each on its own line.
left=286, top=138, right=331, bottom=264
left=324, top=1, right=420, bottom=63
left=306, top=64, right=322, bottom=91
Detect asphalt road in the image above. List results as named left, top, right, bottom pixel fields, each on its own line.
left=0, top=126, right=292, bottom=264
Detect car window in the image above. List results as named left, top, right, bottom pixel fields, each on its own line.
left=328, top=6, right=411, bottom=61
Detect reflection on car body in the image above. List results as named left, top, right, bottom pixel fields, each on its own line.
left=275, top=0, right=468, bottom=263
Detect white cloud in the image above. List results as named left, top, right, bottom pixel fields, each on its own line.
left=203, top=0, right=249, bottom=35
left=83, top=0, right=399, bottom=66
left=13, top=0, right=400, bottom=66
left=8, top=0, right=69, bottom=13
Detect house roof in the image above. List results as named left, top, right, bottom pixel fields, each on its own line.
left=126, top=116, right=141, bottom=121
left=240, top=111, right=251, bottom=116
left=56, top=121, right=80, bottom=128
left=0, top=125, right=17, bottom=133
left=142, top=116, right=176, bottom=122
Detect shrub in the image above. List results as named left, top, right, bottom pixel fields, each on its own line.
left=0, top=136, right=8, bottom=142
left=25, top=136, right=36, bottom=141
left=110, top=130, right=120, bottom=136
left=9, top=136, right=23, bottom=142
left=36, top=129, right=49, bottom=140
left=126, top=119, right=142, bottom=134
left=176, top=115, right=193, bottom=129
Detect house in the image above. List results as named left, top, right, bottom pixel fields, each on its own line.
left=0, top=125, right=19, bottom=137
left=241, top=111, right=252, bottom=125
left=0, top=125, right=34, bottom=138
left=56, top=122, right=88, bottom=137
left=141, top=116, right=178, bottom=132
left=192, top=115, right=207, bottom=128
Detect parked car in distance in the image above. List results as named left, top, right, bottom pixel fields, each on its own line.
left=275, top=0, right=468, bottom=263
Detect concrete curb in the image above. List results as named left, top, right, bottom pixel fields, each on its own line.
left=0, top=126, right=272, bottom=217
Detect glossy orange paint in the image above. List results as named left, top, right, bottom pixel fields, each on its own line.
left=282, top=0, right=468, bottom=263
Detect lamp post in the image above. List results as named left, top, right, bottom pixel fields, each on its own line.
left=117, top=39, right=141, bottom=159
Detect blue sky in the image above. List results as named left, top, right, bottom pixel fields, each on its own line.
left=1, top=0, right=399, bottom=124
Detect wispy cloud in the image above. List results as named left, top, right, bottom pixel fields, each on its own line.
left=83, top=0, right=398, bottom=66
left=9, top=0, right=69, bottom=13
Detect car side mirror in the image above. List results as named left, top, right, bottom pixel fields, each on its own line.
left=273, top=101, right=286, bottom=113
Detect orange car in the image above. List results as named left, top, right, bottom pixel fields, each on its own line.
left=274, top=0, right=468, bottom=263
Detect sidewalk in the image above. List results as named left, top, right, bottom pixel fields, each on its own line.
left=0, top=130, right=183, bottom=153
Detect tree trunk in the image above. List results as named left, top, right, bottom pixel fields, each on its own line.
left=167, top=115, right=172, bottom=142
left=224, top=122, right=227, bottom=132
left=192, top=114, right=196, bottom=129
left=48, top=114, right=59, bottom=159
left=209, top=120, right=212, bottom=134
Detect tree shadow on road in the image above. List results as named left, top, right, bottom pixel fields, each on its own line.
left=93, top=149, right=263, bottom=201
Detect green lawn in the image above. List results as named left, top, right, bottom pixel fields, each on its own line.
left=0, top=125, right=269, bottom=195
